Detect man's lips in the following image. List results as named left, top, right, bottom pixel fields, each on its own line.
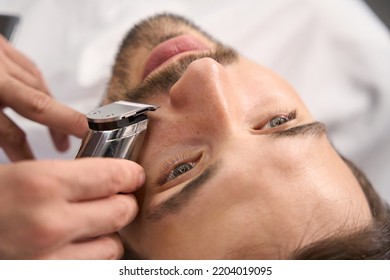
left=142, top=34, right=209, bottom=80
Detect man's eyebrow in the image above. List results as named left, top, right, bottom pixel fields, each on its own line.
left=270, top=121, right=327, bottom=138
left=145, top=162, right=219, bottom=222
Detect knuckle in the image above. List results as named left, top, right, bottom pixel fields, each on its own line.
left=105, top=162, right=129, bottom=191
left=111, top=200, right=129, bottom=231
left=111, top=196, right=137, bottom=231
left=26, top=212, right=67, bottom=251
left=29, top=92, right=52, bottom=115
left=126, top=195, right=139, bottom=221
left=103, top=234, right=123, bottom=260
left=111, top=161, right=142, bottom=190
left=73, top=112, right=88, bottom=135
left=27, top=177, right=57, bottom=199
left=92, top=159, right=141, bottom=193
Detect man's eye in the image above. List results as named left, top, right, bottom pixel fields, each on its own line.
left=166, top=162, right=196, bottom=182
left=260, top=110, right=296, bottom=130
left=269, top=116, right=289, bottom=127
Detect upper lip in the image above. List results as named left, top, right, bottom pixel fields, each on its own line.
left=142, top=34, right=209, bottom=80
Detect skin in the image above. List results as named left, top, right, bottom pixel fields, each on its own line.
left=0, top=35, right=87, bottom=159
left=110, top=14, right=373, bottom=259
left=0, top=35, right=143, bottom=259
left=0, top=158, right=144, bottom=259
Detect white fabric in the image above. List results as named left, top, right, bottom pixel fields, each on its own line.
left=0, top=0, right=389, bottom=202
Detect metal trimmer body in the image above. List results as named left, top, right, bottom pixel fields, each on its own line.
left=76, top=101, right=157, bottom=161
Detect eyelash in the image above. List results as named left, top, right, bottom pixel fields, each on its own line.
left=263, top=110, right=296, bottom=129
left=156, top=154, right=200, bottom=186
left=253, top=109, right=296, bottom=130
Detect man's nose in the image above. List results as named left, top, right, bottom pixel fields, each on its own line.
left=168, top=58, right=235, bottom=130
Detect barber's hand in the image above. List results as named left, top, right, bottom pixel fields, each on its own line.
left=0, top=158, right=144, bottom=259
left=0, top=35, right=88, bottom=161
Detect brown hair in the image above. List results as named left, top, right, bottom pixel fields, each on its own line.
left=291, top=157, right=390, bottom=259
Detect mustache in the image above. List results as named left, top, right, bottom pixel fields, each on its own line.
left=124, top=45, right=238, bottom=103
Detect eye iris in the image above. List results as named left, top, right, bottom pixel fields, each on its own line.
left=269, top=116, right=289, bottom=127
left=172, top=163, right=194, bottom=177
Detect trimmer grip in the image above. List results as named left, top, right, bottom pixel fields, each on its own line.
left=75, top=101, right=157, bottom=160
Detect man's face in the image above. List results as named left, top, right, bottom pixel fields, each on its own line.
left=107, top=14, right=371, bottom=259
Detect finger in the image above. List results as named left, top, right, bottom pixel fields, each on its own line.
left=0, top=35, right=42, bottom=77
left=49, top=129, right=70, bottom=151
left=32, top=158, right=145, bottom=200
left=0, top=77, right=88, bottom=138
left=70, top=194, right=138, bottom=239
left=0, top=36, right=48, bottom=98
left=38, top=233, right=124, bottom=260
left=0, top=39, right=72, bottom=150
left=37, top=77, right=72, bottom=151
left=0, top=54, right=45, bottom=92
left=0, top=110, right=34, bottom=161
left=28, top=74, right=72, bottom=152
left=9, top=55, right=73, bottom=151
left=0, top=36, right=52, bottom=101
left=0, top=39, right=53, bottom=105
left=67, top=159, right=144, bottom=200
